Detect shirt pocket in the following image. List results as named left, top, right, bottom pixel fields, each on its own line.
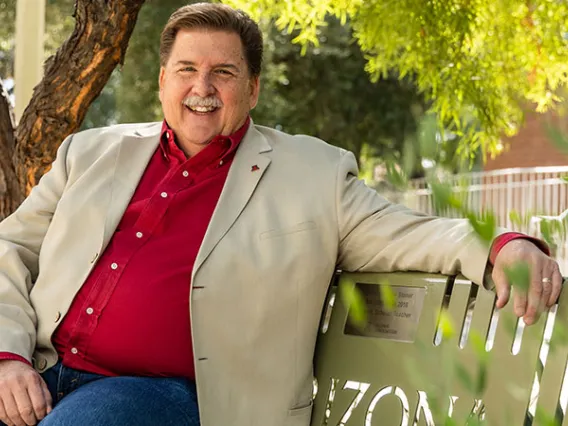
left=259, top=221, right=317, bottom=240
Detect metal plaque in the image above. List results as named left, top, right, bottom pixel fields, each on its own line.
left=344, top=283, right=427, bottom=342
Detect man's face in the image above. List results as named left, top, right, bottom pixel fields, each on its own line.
left=159, top=29, right=260, bottom=155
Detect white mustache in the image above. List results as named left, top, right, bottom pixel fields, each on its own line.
left=182, top=96, right=222, bottom=108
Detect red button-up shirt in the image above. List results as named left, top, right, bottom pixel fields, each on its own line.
left=39, top=119, right=246, bottom=379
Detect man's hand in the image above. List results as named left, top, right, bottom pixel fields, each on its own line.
left=492, top=239, right=563, bottom=325
left=0, top=360, right=52, bottom=426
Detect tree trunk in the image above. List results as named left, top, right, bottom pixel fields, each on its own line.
left=14, top=0, right=146, bottom=197
left=0, top=81, right=24, bottom=217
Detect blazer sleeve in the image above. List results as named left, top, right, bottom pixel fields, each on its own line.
left=335, top=149, right=494, bottom=285
left=0, top=135, right=72, bottom=361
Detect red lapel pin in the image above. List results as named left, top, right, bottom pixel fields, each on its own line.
left=251, top=165, right=260, bottom=172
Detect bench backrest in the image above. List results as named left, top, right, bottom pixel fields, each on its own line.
left=311, top=272, right=568, bottom=426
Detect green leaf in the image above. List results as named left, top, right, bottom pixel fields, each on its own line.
left=418, top=114, right=439, bottom=158
left=509, top=210, right=523, bottom=228
left=456, top=362, right=474, bottom=392
left=470, top=330, right=490, bottom=364
left=430, top=180, right=454, bottom=214
left=385, top=160, right=408, bottom=190
left=503, top=261, right=531, bottom=292
left=379, top=280, right=397, bottom=311
left=534, top=406, right=558, bottom=426
left=467, top=211, right=496, bottom=243
left=437, top=310, right=455, bottom=339
left=540, top=219, right=555, bottom=247
left=402, top=138, right=417, bottom=178
left=339, top=283, right=368, bottom=328
left=475, top=361, right=488, bottom=396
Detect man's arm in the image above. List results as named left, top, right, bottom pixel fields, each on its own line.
left=0, top=135, right=72, bottom=426
left=335, top=150, right=562, bottom=324
left=0, top=135, right=72, bottom=361
left=335, top=150, right=492, bottom=284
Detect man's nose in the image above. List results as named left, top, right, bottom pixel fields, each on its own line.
left=192, top=73, right=215, bottom=96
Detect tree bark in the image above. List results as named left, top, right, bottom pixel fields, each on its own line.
left=0, top=80, right=24, bottom=217
left=14, top=0, right=146, bottom=196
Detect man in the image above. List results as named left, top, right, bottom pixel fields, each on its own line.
left=0, top=3, right=562, bottom=426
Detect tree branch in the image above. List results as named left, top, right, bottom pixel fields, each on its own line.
left=14, top=0, right=146, bottom=195
left=0, top=80, right=24, bottom=217
left=0, top=81, right=15, bottom=156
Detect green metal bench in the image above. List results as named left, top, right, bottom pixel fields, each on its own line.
left=311, top=272, right=568, bottom=426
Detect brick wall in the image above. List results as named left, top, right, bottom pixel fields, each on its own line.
left=484, top=111, right=568, bottom=171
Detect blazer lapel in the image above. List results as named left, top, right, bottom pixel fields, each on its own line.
left=102, top=124, right=162, bottom=249
left=193, top=125, right=272, bottom=278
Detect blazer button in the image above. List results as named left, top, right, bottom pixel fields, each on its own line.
left=54, top=312, right=62, bottom=323
left=34, top=357, right=47, bottom=370
left=90, top=253, right=99, bottom=264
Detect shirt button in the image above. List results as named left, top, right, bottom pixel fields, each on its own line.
left=136, top=232, right=143, bottom=238
left=219, top=160, right=224, bottom=166
left=161, top=192, right=168, bottom=198
left=86, top=307, right=94, bottom=315
left=182, top=171, right=189, bottom=178
left=71, top=348, right=78, bottom=355
left=111, top=262, right=118, bottom=270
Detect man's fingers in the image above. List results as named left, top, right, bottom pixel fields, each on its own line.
left=2, top=390, right=27, bottom=426
left=0, top=360, right=52, bottom=425
left=41, top=378, right=52, bottom=415
left=524, top=263, right=545, bottom=325
left=540, top=264, right=554, bottom=310
left=0, top=397, right=9, bottom=425
left=549, top=264, right=563, bottom=307
left=11, top=382, right=37, bottom=426
left=492, top=267, right=511, bottom=309
left=513, top=286, right=528, bottom=319
left=27, top=375, right=51, bottom=421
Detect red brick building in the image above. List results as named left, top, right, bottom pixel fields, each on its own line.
left=484, top=111, right=568, bottom=170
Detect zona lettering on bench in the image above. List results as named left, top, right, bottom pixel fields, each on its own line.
left=320, top=378, right=485, bottom=425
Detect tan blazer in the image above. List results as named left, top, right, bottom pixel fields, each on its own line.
left=0, top=122, right=492, bottom=426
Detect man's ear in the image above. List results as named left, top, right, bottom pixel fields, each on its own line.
left=158, top=67, right=166, bottom=102
left=249, top=76, right=260, bottom=110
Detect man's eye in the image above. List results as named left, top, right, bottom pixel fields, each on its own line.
left=216, top=69, right=232, bottom=75
left=181, top=67, right=195, bottom=72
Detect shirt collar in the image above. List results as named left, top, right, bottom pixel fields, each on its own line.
left=159, top=116, right=251, bottom=161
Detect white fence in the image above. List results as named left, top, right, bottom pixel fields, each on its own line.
left=402, top=166, right=568, bottom=273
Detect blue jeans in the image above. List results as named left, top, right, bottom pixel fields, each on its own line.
left=2, top=361, right=200, bottom=425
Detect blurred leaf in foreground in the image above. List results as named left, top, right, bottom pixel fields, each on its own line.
left=456, top=362, right=474, bottom=393
left=539, top=219, right=555, bottom=248
left=385, top=160, right=408, bottom=190
left=467, top=211, right=497, bottom=244
left=437, top=310, right=455, bottom=339
left=418, top=113, right=439, bottom=159
left=430, top=180, right=455, bottom=214
left=504, top=261, right=531, bottom=292
left=339, top=283, right=367, bottom=328
left=379, top=280, right=397, bottom=312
